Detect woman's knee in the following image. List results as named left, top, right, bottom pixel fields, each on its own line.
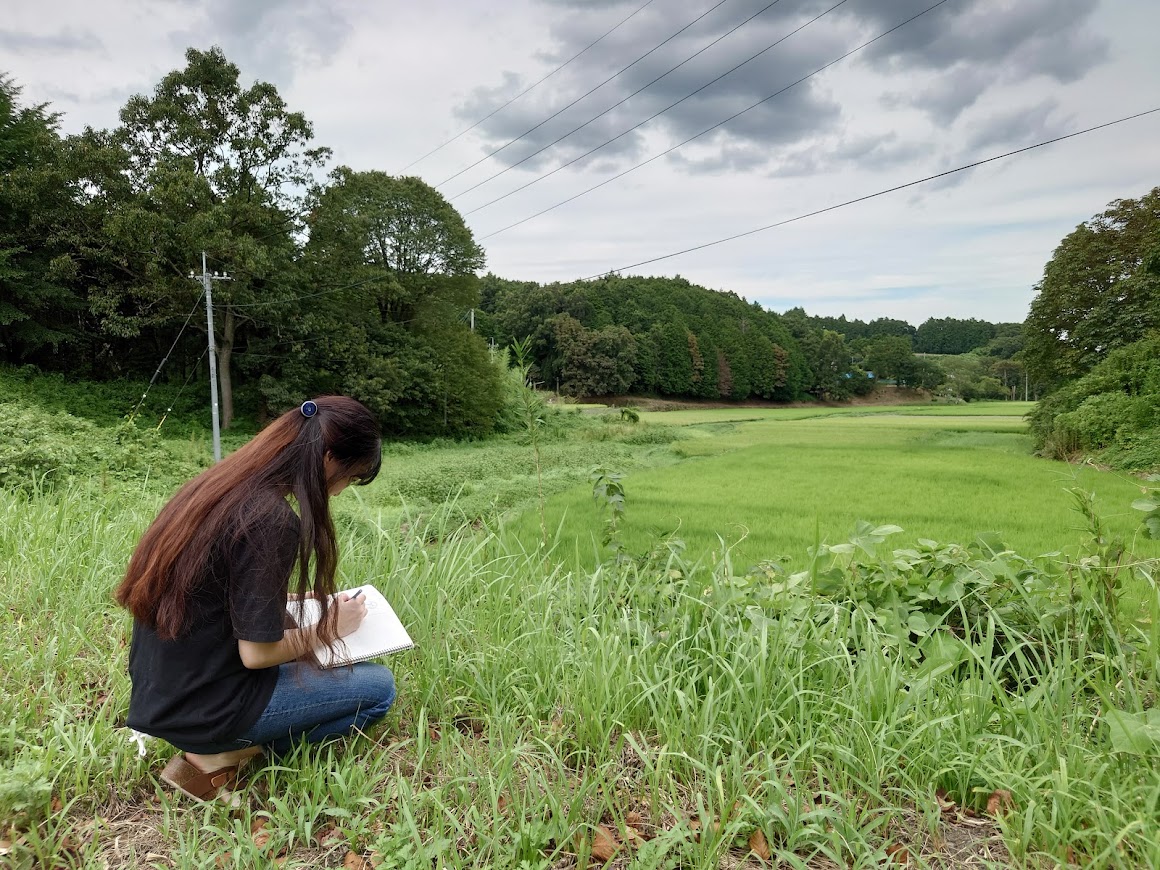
left=354, top=663, right=396, bottom=710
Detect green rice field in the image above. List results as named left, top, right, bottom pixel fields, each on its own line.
left=515, top=404, right=1159, bottom=576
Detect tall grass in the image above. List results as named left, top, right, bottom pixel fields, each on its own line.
left=3, top=476, right=1159, bottom=867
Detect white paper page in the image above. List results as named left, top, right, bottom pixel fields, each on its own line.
left=287, top=584, right=414, bottom=667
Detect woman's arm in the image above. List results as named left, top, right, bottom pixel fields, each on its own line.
left=238, top=626, right=320, bottom=669
left=237, top=594, right=368, bottom=669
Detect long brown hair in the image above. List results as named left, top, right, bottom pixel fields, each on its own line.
left=117, top=396, right=382, bottom=647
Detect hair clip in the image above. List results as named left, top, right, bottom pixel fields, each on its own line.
left=300, top=400, right=318, bottom=418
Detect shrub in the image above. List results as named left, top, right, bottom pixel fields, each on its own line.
left=1030, top=334, right=1160, bottom=468
left=0, top=403, right=196, bottom=491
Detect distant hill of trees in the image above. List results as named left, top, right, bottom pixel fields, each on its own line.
left=479, top=276, right=1020, bottom=403
left=478, top=274, right=807, bottom=402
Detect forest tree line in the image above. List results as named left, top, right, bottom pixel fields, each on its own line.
left=477, top=275, right=1025, bottom=402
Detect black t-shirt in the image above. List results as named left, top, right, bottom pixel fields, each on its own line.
left=126, top=496, right=300, bottom=748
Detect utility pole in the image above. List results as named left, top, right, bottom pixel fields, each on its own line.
left=469, top=308, right=475, bottom=332
left=189, top=252, right=231, bottom=462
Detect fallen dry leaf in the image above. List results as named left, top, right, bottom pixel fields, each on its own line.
left=251, top=817, right=272, bottom=850
left=343, top=851, right=373, bottom=870
left=959, top=814, right=991, bottom=828
left=625, top=810, right=643, bottom=828
left=496, top=794, right=510, bottom=813
left=590, top=824, right=619, bottom=862
left=986, top=789, right=1015, bottom=817
left=50, top=796, right=63, bottom=814
left=935, top=788, right=956, bottom=816
left=748, top=828, right=772, bottom=861
left=453, top=716, right=485, bottom=736
left=427, top=726, right=441, bottom=743
left=885, top=843, right=913, bottom=866
left=316, top=825, right=344, bottom=847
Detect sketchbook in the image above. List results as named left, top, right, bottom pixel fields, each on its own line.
left=286, top=585, right=415, bottom=668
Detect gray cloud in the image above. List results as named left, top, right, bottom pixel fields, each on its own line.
left=452, top=0, right=1109, bottom=182
left=879, top=64, right=992, bottom=124
left=962, top=99, right=1071, bottom=153
left=38, top=84, right=133, bottom=106
left=764, top=131, right=933, bottom=178
left=161, top=0, right=354, bottom=84
left=857, top=0, right=1108, bottom=100
left=0, top=27, right=104, bottom=54
left=899, top=100, right=1071, bottom=198
left=453, top=0, right=850, bottom=176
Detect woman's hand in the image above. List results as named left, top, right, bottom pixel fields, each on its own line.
left=334, top=592, right=368, bottom=638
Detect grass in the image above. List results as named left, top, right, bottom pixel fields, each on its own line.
left=3, top=480, right=1159, bottom=867
left=512, top=410, right=1160, bottom=581
left=3, top=400, right=1160, bottom=867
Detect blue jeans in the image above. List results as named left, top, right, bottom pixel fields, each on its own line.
left=178, top=662, right=396, bottom=755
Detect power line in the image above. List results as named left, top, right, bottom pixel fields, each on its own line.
left=479, top=0, right=951, bottom=241
left=155, top=346, right=209, bottom=432
left=451, top=0, right=798, bottom=203
left=437, top=0, right=734, bottom=190
left=578, top=107, right=1160, bottom=280
left=465, top=0, right=851, bottom=217
left=400, top=0, right=660, bottom=173
left=230, top=272, right=393, bottom=310
left=127, top=292, right=206, bottom=423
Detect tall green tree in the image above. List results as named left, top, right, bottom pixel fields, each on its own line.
left=865, top=335, right=916, bottom=384
left=548, top=314, right=637, bottom=397
left=0, top=76, right=83, bottom=361
left=483, top=275, right=806, bottom=401
left=1024, top=188, right=1160, bottom=387
left=91, top=46, right=328, bottom=426
left=301, top=169, right=499, bottom=436
left=810, top=329, right=855, bottom=400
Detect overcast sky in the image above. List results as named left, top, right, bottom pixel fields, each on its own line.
left=4, top=0, right=1158, bottom=324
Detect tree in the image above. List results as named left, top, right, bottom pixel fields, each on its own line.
left=909, top=357, right=945, bottom=392
left=864, top=336, right=915, bottom=384
left=480, top=276, right=809, bottom=402
left=549, top=315, right=637, bottom=397
left=653, top=321, right=694, bottom=396
left=1028, top=334, right=1160, bottom=464
left=990, top=358, right=1025, bottom=398
left=810, top=330, right=855, bottom=400
left=1024, top=188, right=1160, bottom=387
left=715, top=349, right=734, bottom=398
left=303, top=169, right=499, bottom=436
left=0, top=76, right=84, bottom=361
left=97, top=46, right=329, bottom=427
left=914, top=317, right=996, bottom=354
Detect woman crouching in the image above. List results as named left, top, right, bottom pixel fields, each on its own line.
left=117, top=396, right=396, bottom=801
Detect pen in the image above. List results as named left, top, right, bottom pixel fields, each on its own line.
left=349, top=589, right=363, bottom=601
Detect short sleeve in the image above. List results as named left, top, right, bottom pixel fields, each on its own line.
left=229, top=504, right=300, bottom=643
